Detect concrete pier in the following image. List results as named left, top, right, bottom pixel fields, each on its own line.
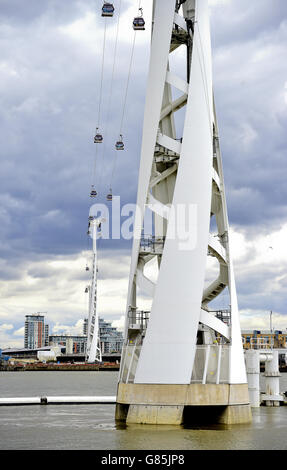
left=116, top=383, right=252, bottom=425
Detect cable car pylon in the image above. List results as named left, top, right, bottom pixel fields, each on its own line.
left=85, top=216, right=103, bottom=364
left=115, top=0, right=251, bottom=426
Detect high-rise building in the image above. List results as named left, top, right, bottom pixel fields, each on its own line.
left=49, top=334, right=87, bottom=354
left=45, top=324, right=49, bottom=347
left=83, top=318, right=88, bottom=336
left=24, top=314, right=49, bottom=349
left=83, top=317, right=123, bottom=354
left=99, top=317, right=123, bottom=354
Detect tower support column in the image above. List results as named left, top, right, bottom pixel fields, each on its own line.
left=116, top=0, right=252, bottom=425
left=116, top=383, right=251, bottom=425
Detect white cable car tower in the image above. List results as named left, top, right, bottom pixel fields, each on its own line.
left=85, top=217, right=103, bottom=363
left=116, top=0, right=251, bottom=425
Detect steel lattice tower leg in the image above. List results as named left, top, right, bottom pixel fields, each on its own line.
left=86, top=218, right=102, bottom=363
left=116, top=0, right=251, bottom=425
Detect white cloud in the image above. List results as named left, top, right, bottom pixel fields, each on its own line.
left=13, top=327, right=25, bottom=336
left=239, top=123, right=258, bottom=150
left=1, top=218, right=287, bottom=349
left=240, top=310, right=287, bottom=331
left=209, top=0, right=231, bottom=5
left=112, top=315, right=125, bottom=331
left=52, top=319, right=84, bottom=336
left=0, top=323, right=22, bottom=349
left=0, top=61, right=18, bottom=78
left=0, top=249, right=130, bottom=347
left=0, top=324, right=14, bottom=332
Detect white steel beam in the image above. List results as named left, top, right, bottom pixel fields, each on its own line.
left=86, top=218, right=103, bottom=363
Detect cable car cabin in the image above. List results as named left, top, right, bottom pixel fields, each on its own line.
left=115, top=135, right=124, bottom=150
left=133, top=16, right=145, bottom=30
left=115, top=141, right=124, bottom=150
left=90, top=187, right=97, bottom=198
left=102, top=3, right=114, bottom=17
left=94, top=133, right=103, bottom=143
left=106, top=192, right=113, bottom=201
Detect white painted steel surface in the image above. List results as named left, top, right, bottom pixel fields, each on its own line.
left=86, top=218, right=103, bottom=363
left=262, top=350, right=283, bottom=404
left=245, top=350, right=260, bottom=407
left=119, top=0, right=248, bottom=389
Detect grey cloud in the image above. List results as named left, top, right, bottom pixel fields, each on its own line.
left=211, top=6, right=287, bottom=229
left=0, top=0, right=147, bottom=258
left=1, top=1, right=287, bottom=340
left=210, top=0, right=287, bottom=48
left=0, top=0, right=94, bottom=27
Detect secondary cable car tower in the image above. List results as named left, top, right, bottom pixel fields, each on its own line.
left=85, top=2, right=146, bottom=361
left=116, top=0, right=251, bottom=425
left=85, top=217, right=103, bottom=363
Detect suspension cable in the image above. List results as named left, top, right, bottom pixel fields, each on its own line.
left=109, top=28, right=137, bottom=190
left=98, top=0, right=123, bottom=193
left=109, top=0, right=140, bottom=190
left=90, top=16, right=107, bottom=191
left=96, top=17, right=107, bottom=132
left=118, top=29, right=137, bottom=137
left=194, top=21, right=213, bottom=140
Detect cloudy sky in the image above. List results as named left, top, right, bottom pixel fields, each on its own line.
left=0, top=0, right=287, bottom=348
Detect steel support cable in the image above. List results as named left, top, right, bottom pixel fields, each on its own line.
left=91, top=138, right=100, bottom=189
left=194, top=21, right=213, bottom=141
left=109, top=26, right=138, bottom=190
left=119, top=0, right=142, bottom=138
left=98, top=0, right=123, bottom=194
left=90, top=17, right=107, bottom=190
left=97, top=17, right=107, bottom=133
left=119, top=30, right=137, bottom=136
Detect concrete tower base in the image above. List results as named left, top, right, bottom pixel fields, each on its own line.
left=116, top=383, right=252, bottom=425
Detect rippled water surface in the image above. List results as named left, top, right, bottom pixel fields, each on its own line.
left=0, top=371, right=287, bottom=450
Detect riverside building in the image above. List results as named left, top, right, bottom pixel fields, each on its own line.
left=83, top=317, right=123, bottom=354
left=242, top=329, right=287, bottom=349
left=24, top=314, right=49, bottom=349
left=49, top=317, right=123, bottom=356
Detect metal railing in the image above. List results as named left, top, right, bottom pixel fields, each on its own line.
left=119, top=344, right=142, bottom=384
left=139, top=235, right=165, bottom=254
left=127, top=309, right=150, bottom=333
left=191, top=344, right=230, bottom=384
left=214, top=309, right=231, bottom=326
left=119, top=344, right=230, bottom=385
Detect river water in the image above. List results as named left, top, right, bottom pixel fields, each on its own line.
left=0, top=371, right=287, bottom=450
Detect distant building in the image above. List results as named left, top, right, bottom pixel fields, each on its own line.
left=48, top=317, right=123, bottom=357
left=242, top=329, right=287, bottom=349
left=99, top=317, right=123, bottom=354
left=83, top=318, right=88, bottom=336
left=49, top=335, right=87, bottom=354
left=24, top=314, right=49, bottom=349
left=83, top=317, right=123, bottom=354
